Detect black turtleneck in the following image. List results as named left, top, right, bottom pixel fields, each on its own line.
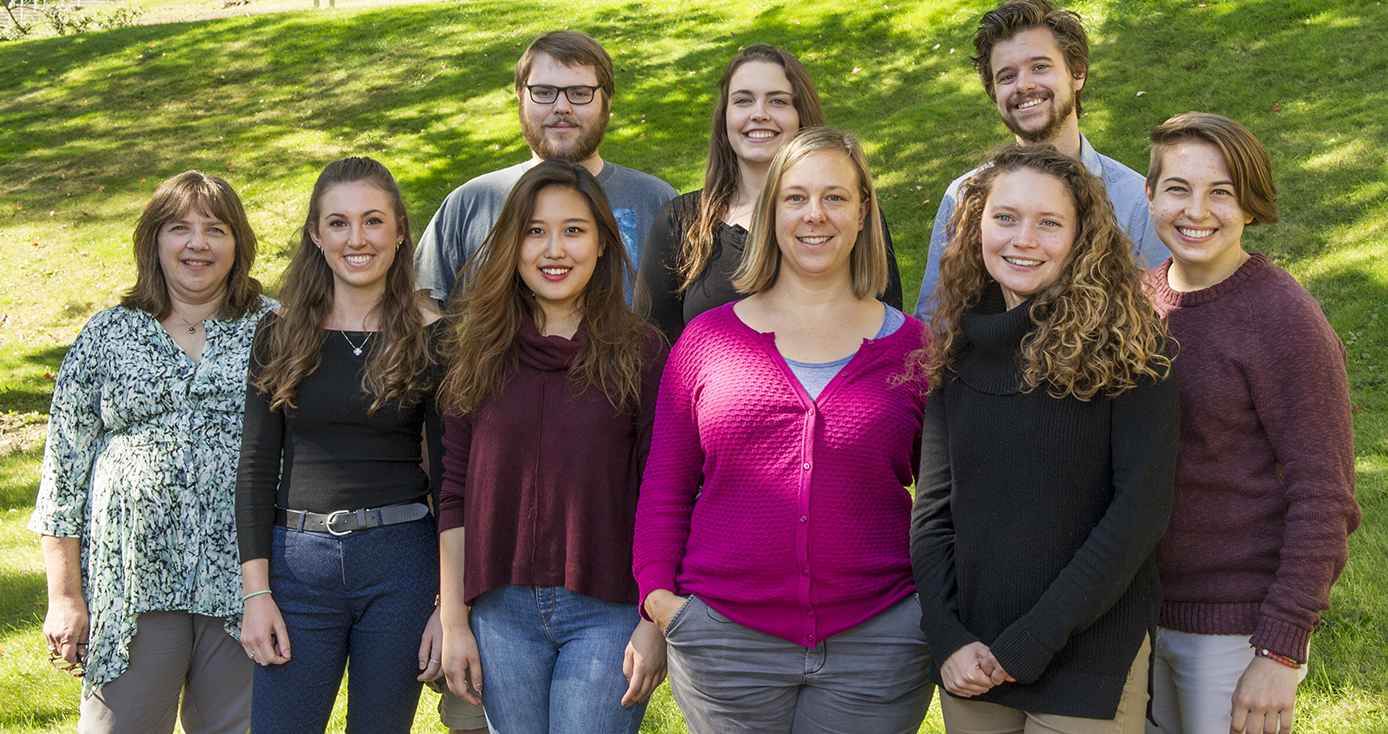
left=910, top=284, right=1179, bottom=719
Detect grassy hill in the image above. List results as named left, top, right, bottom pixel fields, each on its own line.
left=2, top=0, right=1385, bottom=731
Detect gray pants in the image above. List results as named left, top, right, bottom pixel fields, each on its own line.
left=664, top=595, right=934, bottom=734
left=79, top=611, right=252, bottom=734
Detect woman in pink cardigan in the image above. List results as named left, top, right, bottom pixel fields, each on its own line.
left=633, top=127, right=933, bottom=734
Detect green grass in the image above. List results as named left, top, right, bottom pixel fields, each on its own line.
left=2, top=0, right=1385, bottom=731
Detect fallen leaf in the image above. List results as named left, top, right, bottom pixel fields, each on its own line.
left=1136, top=90, right=1146, bottom=96
left=1272, top=104, right=1281, bottom=111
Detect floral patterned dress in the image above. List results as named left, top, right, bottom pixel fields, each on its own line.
left=29, top=299, right=272, bottom=696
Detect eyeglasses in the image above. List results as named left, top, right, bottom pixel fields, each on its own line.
left=525, top=84, right=601, bottom=106
left=48, top=643, right=87, bottom=678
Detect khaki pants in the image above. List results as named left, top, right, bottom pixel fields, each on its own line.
left=78, top=611, right=251, bottom=734
left=939, top=634, right=1150, bottom=734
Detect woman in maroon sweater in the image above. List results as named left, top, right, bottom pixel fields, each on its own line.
left=1144, top=113, right=1361, bottom=734
left=435, top=160, right=668, bottom=734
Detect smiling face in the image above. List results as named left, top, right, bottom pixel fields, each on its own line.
left=989, top=27, right=1083, bottom=145
left=310, top=181, right=402, bottom=298
left=725, top=60, right=801, bottom=170
left=517, top=185, right=603, bottom=327
left=157, top=207, right=236, bottom=306
left=773, top=149, right=868, bottom=286
left=1147, top=140, right=1253, bottom=291
left=518, top=53, right=608, bottom=166
left=981, top=168, right=1077, bottom=310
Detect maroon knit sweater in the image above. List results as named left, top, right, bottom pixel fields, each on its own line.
left=1149, top=254, right=1360, bottom=661
left=437, top=316, right=667, bottom=607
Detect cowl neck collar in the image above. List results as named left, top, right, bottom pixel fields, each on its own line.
left=517, top=313, right=584, bottom=372
left=954, top=283, right=1034, bottom=395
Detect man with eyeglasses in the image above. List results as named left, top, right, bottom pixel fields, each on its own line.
left=416, top=30, right=677, bottom=305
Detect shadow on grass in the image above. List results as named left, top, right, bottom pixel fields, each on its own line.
left=0, top=565, right=45, bottom=635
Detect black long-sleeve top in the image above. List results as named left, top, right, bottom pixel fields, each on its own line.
left=635, top=190, right=905, bottom=344
left=235, top=312, right=446, bottom=562
left=910, top=285, right=1179, bottom=719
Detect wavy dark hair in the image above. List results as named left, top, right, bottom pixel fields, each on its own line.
left=440, top=160, right=649, bottom=416
left=253, top=157, right=432, bottom=415
left=923, top=144, right=1170, bottom=400
left=122, top=171, right=263, bottom=320
left=972, top=0, right=1089, bottom=116
left=679, top=44, right=827, bottom=293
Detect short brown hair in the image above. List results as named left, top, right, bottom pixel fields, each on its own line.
left=1147, top=112, right=1279, bottom=226
left=972, top=0, right=1089, bottom=116
left=733, top=127, right=888, bottom=299
left=121, top=171, right=263, bottom=320
left=514, top=31, right=615, bottom=108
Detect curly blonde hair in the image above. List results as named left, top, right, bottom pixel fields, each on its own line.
left=923, top=144, right=1169, bottom=400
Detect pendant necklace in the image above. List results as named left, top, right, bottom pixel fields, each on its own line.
left=171, top=308, right=199, bottom=334
left=341, top=331, right=370, bottom=356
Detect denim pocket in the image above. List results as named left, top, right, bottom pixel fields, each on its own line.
left=661, top=595, right=698, bottom=639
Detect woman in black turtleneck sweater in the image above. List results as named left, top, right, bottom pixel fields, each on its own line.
left=910, top=144, right=1179, bottom=733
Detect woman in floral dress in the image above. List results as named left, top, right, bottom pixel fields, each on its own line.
left=31, top=171, right=273, bottom=734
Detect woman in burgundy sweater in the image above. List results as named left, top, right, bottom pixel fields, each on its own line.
left=435, top=160, right=668, bottom=734
left=1144, top=113, right=1361, bottom=734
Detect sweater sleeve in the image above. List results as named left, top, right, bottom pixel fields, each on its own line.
left=631, top=331, right=705, bottom=616
left=881, top=212, right=904, bottom=311
left=635, top=196, right=690, bottom=345
left=437, top=412, right=472, bottom=533
left=988, top=373, right=1179, bottom=683
left=235, top=317, right=286, bottom=563
left=1243, top=288, right=1360, bottom=661
left=910, top=387, right=982, bottom=668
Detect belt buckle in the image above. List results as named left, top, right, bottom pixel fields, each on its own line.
left=324, top=510, right=354, bottom=536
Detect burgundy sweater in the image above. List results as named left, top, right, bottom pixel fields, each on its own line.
left=1150, top=254, right=1360, bottom=661
left=437, top=316, right=667, bottom=607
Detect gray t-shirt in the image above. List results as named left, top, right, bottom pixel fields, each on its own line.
left=414, top=159, right=677, bottom=302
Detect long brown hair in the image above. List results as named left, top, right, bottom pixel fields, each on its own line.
left=732, top=127, right=888, bottom=299
left=926, top=144, right=1169, bottom=400
left=253, top=157, right=432, bottom=415
left=122, top=171, right=263, bottom=320
left=440, top=160, right=648, bottom=415
left=679, top=45, right=826, bottom=293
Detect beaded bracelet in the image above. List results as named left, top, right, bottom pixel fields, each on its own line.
left=1253, top=647, right=1302, bottom=669
left=242, top=589, right=273, bottom=602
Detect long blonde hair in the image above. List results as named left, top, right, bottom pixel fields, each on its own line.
left=253, top=157, right=433, bottom=415
left=440, top=160, right=649, bottom=416
left=925, top=144, right=1170, bottom=400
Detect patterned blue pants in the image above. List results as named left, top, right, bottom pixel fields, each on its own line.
left=251, top=518, right=438, bottom=734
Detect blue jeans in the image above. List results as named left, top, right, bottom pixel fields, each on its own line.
left=471, top=585, right=647, bottom=734
left=251, top=519, right=438, bottom=734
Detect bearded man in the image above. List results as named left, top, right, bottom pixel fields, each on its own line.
left=913, top=0, right=1168, bottom=321
left=416, top=30, right=677, bottom=304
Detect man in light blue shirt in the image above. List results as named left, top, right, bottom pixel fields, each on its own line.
left=914, top=0, right=1168, bottom=321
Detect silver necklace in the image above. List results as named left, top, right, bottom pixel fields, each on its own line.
left=170, top=308, right=199, bottom=334
left=341, top=330, right=370, bottom=356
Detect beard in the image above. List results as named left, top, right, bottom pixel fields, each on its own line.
left=1001, top=87, right=1075, bottom=144
left=520, top=106, right=609, bottom=163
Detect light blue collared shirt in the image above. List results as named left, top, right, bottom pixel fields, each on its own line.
left=912, top=134, right=1169, bottom=322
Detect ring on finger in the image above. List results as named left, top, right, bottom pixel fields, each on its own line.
left=429, top=658, right=440, bottom=664
left=248, top=651, right=257, bottom=659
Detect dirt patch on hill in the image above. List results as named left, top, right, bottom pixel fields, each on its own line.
left=0, top=414, right=46, bottom=457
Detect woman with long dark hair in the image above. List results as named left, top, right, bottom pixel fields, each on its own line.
left=911, top=144, right=1178, bottom=733
left=235, top=157, right=446, bottom=733
left=436, top=159, right=667, bottom=734
left=635, top=44, right=903, bottom=343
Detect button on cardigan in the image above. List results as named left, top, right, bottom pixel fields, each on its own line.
left=633, top=302, right=929, bottom=647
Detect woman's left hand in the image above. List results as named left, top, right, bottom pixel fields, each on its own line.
left=620, top=619, right=667, bottom=706
left=417, top=606, right=444, bottom=682
left=1230, top=655, right=1298, bottom=734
